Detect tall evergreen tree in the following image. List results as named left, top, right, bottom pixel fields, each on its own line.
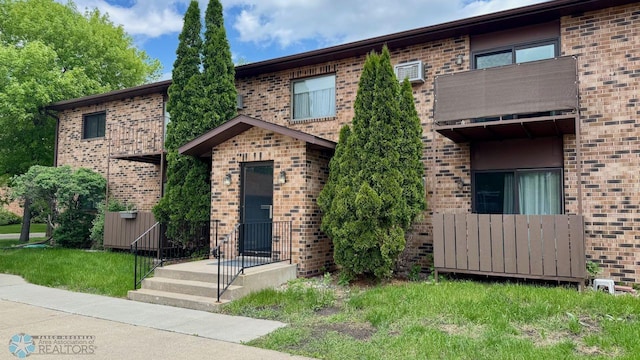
left=202, top=0, right=237, bottom=129
left=164, top=0, right=202, bottom=150
left=155, top=0, right=238, bottom=243
left=398, top=79, right=427, bottom=226
left=154, top=1, right=209, bottom=243
left=318, top=46, right=424, bottom=280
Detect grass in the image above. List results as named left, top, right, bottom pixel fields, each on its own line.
left=222, top=276, right=640, bottom=360
left=0, top=248, right=133, bottom=297
left=0, top=223, right=47, bottom=234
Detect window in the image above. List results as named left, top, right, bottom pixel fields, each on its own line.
left=475, top=41, right=557, bottom=70
left=83, top=112, right=106, bottom=139
left=292, top=75, right=335, bottom=120
left=474, top=169, right=562, bottom=215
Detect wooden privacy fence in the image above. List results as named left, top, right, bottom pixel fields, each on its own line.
left=433, top=214, right=586, bottom=286
left=104, top=211, right=159, bottom=250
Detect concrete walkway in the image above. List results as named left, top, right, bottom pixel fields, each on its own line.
left=0, top=232, right=46, bottom=240
left=0, top=274, right=314, bottom=359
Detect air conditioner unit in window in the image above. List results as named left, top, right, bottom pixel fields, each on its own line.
left=394, top=61, right=424, bottom=83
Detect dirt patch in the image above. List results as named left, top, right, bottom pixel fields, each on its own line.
left=315, top=306, right=341, bottom=316
left=515, top=316, right=623, bottom=357
left=311, top=322, right=377, bottom=341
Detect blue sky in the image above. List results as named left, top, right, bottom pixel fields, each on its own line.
left=65, top=0, right=550, bottom=80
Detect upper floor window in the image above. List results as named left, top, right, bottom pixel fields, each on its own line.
left=83, top=112, right=106, bottom=139
left=475, top=41, right=557, bottom=70
left=292, top=74, right=335, bottom=120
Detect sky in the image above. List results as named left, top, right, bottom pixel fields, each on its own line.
left=63, top=0, right=551, bottom=80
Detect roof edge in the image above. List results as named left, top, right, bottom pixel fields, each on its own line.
left=46, top=80, right=171, bottom=111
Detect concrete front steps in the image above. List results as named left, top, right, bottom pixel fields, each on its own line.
left=128, top=260, right=297, bottom=312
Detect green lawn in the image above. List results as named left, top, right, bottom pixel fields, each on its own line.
left=223, top=277, right=640, bottom=360
left=0, top=223, right=47, bottom=234
left=0, top=248, right=133, bottom=297
left=1, top=248, right=638, bottom=359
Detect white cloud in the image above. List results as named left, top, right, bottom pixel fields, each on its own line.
left=60, top=0, right=549, bottom=48
left=223, top=0, right=550, bottom=49
left=66, top=0, right=186, bottom=37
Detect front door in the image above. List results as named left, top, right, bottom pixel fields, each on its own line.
left=240, top=162, right=273, bottom=256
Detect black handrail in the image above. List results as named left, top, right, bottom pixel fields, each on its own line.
left=131, top=222, right=210, bottom=290
left=214, top=220, right=292, bottom=302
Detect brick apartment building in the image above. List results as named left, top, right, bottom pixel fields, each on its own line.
left=48, top=0, right=640, bottom=284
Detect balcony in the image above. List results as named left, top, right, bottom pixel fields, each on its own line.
left=109, top=116, right=166, bottom=164
left=433, top=56, right=578, bottom=143
left=432, top=214, right=586, bottom=286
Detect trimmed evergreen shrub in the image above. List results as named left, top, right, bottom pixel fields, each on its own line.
left=318, top=47, right=425, bottom=280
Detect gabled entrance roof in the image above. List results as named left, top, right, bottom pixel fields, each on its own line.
left=179, top=115, right=336, bottom=157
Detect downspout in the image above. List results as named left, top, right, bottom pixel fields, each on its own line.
left=45, top=110, right=60, bottom=167
left=574, top=56, right=583, bottom=216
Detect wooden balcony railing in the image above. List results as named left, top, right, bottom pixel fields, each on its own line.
left=433, top=56, right=579, bottom=142
left=433, top=214, right=586, bottom=287
left=108, top=116, right=165, bottom=163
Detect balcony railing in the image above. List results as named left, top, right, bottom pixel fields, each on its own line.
left=433, top=56, right=579, bottom=142
left=433, top=214, right=586, bottom=287
left=108, top=116, right=165, bottom=163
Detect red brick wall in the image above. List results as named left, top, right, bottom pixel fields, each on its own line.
left=0, top=186, right=22, bottom=216
left=56, top=93, right=164, bottom=211
left=210, top=126, right=333, bottom=276
left=562, top=3, right=640, bottom=282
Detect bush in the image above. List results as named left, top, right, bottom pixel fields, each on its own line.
left=90, top=199, right=127, bottom=249
left=55, top=210, right=94, bottom=248
left=0, top=207, right=21, bottom=225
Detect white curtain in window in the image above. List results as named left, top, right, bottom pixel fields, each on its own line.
left=518, top=171, right=561, bottom=215
left=294, top=88, right=335, bottom=119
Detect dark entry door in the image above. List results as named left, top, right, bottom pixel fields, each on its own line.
left=240, top=162, right=273, bottom=256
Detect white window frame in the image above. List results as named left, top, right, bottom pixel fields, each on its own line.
left=291, top=74, right=336, bottom=121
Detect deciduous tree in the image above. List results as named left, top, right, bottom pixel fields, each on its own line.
left=0, top=0, right=160, bottom=241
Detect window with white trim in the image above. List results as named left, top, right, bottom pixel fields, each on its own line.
left=292, top=75, right=336, bottom=120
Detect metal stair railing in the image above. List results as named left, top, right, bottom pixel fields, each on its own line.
left=131, top=222, right=161, bottom=290
left=213, top=220, right=292, bottom=302
left=131, top=222, right=210, bottom=290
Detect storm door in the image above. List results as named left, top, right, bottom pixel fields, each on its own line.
left=240, top=162, right=273, bottom=256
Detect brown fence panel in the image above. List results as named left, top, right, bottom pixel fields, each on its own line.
left=455, top=215, right=468, bottom=270
left=433, top=213, right=585, bottom=284
left=466, top=214, right=480, bottom=271
left=433, top=214, right=445, bottom=268
left=503, top=216, right=517, bottom=274
left=555, top=216, right=571, bottom=277
left=444, top=214, right=456, bottom=269
left=529, top=216, right=543, bottom=276
left=542, top=216, right=557, bottom=277
left=478, top=214, right=492, bottom=272
left=515, top=215, right=530, bottom=275
left=490, top=214, right=505, bottom=273
left=104, top=211, right=158, bottom=250
left=569, top=215, right=586, bottom=278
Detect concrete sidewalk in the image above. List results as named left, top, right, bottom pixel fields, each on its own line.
left=0, top=232, right=46, bottom=240
left=0, top=274, right=314, bottom=359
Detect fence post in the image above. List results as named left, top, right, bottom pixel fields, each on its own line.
left=132, top=243, right=137, bottom=290
left=289, top=221, right=292, bottom=264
